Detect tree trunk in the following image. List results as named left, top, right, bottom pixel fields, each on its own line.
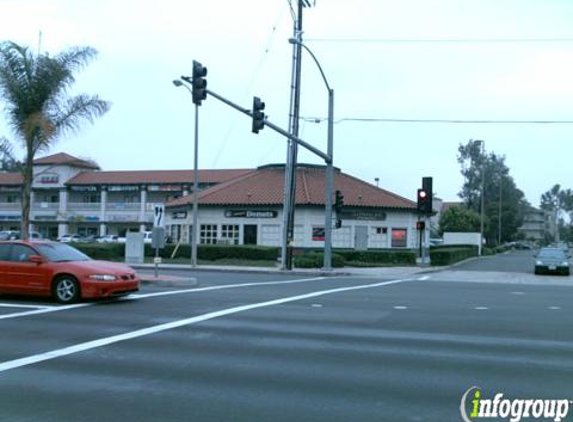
left=20, top=151, right=34, bottom=240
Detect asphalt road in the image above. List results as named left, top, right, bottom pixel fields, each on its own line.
left=1, top=253, right=573, bottom=422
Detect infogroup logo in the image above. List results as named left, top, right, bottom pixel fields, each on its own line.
left=460, top=386, right=571, bottom=422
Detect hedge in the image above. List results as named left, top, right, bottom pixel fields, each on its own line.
left=429, top=245, right=478, bottom=266
left=73, top=243, right=279, bottom=262
left=294, top=252, right=345, bottom=268
left=336, top=249, right=417, bottom=266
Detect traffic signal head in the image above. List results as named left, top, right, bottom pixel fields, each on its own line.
left=252, top=96, right=266, bottom=134
left=334, top=190, right=344, bottom=214
left=416, top=220, right=426, bottom=231
left=417, top=188, right=432, bottom=214
left=192, top=60, right=207, bottom=105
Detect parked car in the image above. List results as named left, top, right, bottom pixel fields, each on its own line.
left=0, top=240, right=140, bottom=303
left=57, top=234, right=83, bottom=243
left=97, top=234, right=119, bottom=243
left=534, top=247, right=571, bottom=276
left=0, top=231, right=43, bottom=240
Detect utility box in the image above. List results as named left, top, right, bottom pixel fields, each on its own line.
left=125, top=232, right=144, bottom=264
left=152, top=227, right=166, bottom=249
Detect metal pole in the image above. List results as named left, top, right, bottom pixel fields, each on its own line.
left=323, top=88, right=334, bottom=272
left=282, top=0, right=304, bottom=270
left=498, top=176, right=502, bottom=246
left=192, top=104, right=199, bottom=267
left=480, top=141, right=485, bottom=255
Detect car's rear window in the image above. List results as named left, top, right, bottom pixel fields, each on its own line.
left=36, top=243, right=91, bottom=262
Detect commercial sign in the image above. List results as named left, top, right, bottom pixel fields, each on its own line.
left=339, top=210, right=387, bottom=221
left=107, top=185, right=139, bottom=192
left=172, top=211, right=187, bottom=219
left=224, top=210, right=277, bottom=219
left=147, top=185, right=182, bottom=192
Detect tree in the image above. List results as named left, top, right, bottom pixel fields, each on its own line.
left=457, top=140, right=528, bottom=245
left=438, top=206, right=481, bottom=235
left=540, top=185, right=573, bottom=242
left=0, top=41, right=109, bottom=239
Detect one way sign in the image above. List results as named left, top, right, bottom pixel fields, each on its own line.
left=153, top=204, right=165, bottom=227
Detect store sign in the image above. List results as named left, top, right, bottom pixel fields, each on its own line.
left=172, top=211, right=187, bottom=219
left=312, top=227, right=325, bottom=241
left=225, top=210, right=277, bottom=219
left=339, top=210, right=387, bottom=221
left=37, top=173, right=59, bottom=184
left=70, top=186, right=98, bottom=192
left=107, top=185, right=139, bottom=192
left=148, top=184, right=182, bottom=192
left=0, top=186, right=21, bottom=192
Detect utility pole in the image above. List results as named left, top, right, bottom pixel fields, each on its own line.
left=281, top=0, right=308, bottom=270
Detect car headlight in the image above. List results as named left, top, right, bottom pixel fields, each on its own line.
left=536, top=260, right=543, bottom=266
left=89, top=274, right=117, bottom=281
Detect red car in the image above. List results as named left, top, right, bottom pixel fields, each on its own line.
left=0, top=240, right=140, bottom=303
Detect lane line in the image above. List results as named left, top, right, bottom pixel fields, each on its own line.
left=0, top=303, right=55, bottom=310
left=0, top=276, right=421, bottom=373
left=0, top=277, right=326, bottom=320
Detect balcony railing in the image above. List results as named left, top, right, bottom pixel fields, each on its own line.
left=106, top=202, right=141, bottom=211
left=0, top=202, right=21, bottom=211
left=67, top=202, right=102, bottom=211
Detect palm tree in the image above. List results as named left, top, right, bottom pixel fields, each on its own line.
left=0, top=41, right=110, bottom=239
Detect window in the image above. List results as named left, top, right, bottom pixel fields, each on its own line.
left=9, top=245, right=36, bottom=262
left=200, top=224, right=217, bottom=245
left=221, top=225, right=239, bottom=245
left=375, top=227, right=388, bottom=235
left=83, top=193, right=100, bottom=203
left=391, top=228, right=408, bottom=248
left=0, top=244, right=10, bottom=261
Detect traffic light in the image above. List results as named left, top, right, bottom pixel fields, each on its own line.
left=416, top=221, right=426, bottom=231
left=334, top=190, right=344, bottom=214
left=417, top=188, right=432, bottom=214
left=192, top=60, right=207, bottom=105
left=335, top=219, right=342, bottom=229
left=252, top=96, right=266, bottom=133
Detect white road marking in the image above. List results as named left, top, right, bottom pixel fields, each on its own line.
left=511, top=291, right=526, bottom=295
left=474, top=306, right=489, bottom=310
left=0, top=276, right=423, bottom=373
left=549, top=306, right=561, bottom=310
left=393, top=306, right=408, bottom=310
left=311, top=304, right=323, bottom=308
left=0, top=303, right=55, bottom=310
left=0, top=303, right=90, bottom=320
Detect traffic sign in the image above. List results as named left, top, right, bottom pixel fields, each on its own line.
left=153, top=204, right=165, bottom=227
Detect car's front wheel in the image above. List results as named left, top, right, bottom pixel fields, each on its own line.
left=52, top=276, right=80, bottom=304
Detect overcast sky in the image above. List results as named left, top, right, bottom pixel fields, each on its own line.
left=1, top=0, right=573, bottom=207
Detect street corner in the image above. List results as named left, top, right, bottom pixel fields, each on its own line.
left=139, top=274, right=198, bottom=287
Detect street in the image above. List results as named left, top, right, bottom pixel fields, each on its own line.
left=1, top=250, right=573, bottom=422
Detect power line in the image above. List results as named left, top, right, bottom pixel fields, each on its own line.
left=306, top=37, right=573, bottom=44
left=301, top=117, right=573, bottom=124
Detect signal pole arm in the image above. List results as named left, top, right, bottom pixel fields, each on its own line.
left=205, top=88, right=331, bottom=164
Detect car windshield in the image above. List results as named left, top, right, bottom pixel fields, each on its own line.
left=538, top=249, right=566, bottom=259
left=35, top=242, right=91, bottom=262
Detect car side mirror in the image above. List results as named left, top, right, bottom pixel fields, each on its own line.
left=28, top=255, right=45, bottom=264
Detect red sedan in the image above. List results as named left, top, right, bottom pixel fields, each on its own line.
left=0, top=240, right=140, bottom=303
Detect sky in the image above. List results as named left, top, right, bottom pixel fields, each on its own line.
left=1, top=0, right=573, bottom=207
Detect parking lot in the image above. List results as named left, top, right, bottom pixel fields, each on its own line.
left=2, top=265, right=573, bottom=422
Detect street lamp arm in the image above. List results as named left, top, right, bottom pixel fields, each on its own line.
left=289, top=39, right=331, bottom=92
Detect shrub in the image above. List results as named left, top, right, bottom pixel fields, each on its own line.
left=430, top=246, right=478, bottom=266
left=73, top=243, right=124, bottom=260
left=294, top=252, right=345, bottom=268
left=336, top=249, right=416, bottom=266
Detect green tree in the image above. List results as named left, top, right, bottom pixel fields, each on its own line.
left=457, top=140, right=528, bottom=245
left=0, top=41, right=109, bottom=239
left=438, top=206, right=481, bottom=235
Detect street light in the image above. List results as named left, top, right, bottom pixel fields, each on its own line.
left=474, top=139, right=485, bottom=255
left=288, top=37, right=335, bottom=272
left=173, top=78, right=200, bottom=267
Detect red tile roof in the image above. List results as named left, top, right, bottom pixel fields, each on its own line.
left=34, top=152, right=100, bottom=169
left=167, top=164, right=416, bottom=210
left=0, top=172, right=22, bottom=185
left=66, top=169, right=254, bottom=185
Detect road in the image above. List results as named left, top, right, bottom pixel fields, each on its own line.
left=1, top=250, right=573, bottom=422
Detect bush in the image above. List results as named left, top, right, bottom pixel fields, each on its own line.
left=336, top=249, right=416, bottom=266
left=146, top=244, right=279, bottom=261
left=294, top=252, right=345, bottom=268
left=73, top=243, right=125, bottom=260
left=430, top=246, right=478, bottom=266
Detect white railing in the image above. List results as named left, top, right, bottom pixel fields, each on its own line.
left=67, top=202, right=102, bottom=211
left=0, top=202, right=21, bottom=211
left=106, top=202, right=141, bottom=211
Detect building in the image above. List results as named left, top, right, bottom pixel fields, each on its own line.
left=0, top=153, right=422, bottom=249
left=165, top=164, right=420, bottom=249
left=0, top=153, right=250, bottom=239
left=518, top=206, right=552, bottom=243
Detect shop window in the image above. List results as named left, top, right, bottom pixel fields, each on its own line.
left=391, top=228, right=408, bottom=248
left=200, top=224, right=217, bottom=245
left=375, top=227, right=388, bottom=235
left=221, top=225, right=239, bottom=245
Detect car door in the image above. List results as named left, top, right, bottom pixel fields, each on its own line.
left=0, top=243, right=14, bottom=291
left=8, top=244, right=49, bottom=294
